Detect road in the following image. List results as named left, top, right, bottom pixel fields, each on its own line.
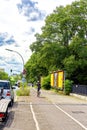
left=0, top=88, right=87, bottom=130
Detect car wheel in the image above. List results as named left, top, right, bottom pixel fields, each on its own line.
left=9, top=99, right=13, bottom=107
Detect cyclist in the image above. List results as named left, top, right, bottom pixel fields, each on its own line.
left=37, top=81, right=41, bottom=97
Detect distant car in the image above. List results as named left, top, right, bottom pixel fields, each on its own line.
left=0, top=80, right=14, bottom=106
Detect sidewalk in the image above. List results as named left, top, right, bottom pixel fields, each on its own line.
left=15, top=87, right=87, bottom=104
left=70, top=93, right=87, bottom=101
left=41, top=89, right=87, bottom=104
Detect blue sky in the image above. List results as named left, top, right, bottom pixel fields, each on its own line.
left=0, top=0, right=75, bottom=75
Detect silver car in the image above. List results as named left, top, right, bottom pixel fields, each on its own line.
left=0, top=80, right=14, bottom=106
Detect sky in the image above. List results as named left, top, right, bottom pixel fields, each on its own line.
left=0, top=0, right=76, bottom=75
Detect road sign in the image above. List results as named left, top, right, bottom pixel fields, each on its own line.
left=22, top=77, right=26, bottom=83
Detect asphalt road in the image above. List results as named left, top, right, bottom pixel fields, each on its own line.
left=0, top=88, right=87, bottom=130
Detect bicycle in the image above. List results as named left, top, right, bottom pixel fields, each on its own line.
left=37, top=90, right=41, bottom=97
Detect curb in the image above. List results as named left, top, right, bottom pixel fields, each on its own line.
left=70, top=93, right=87, bottom=101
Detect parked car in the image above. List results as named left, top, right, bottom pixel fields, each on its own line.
left=0, top=80, right=14, bottom=106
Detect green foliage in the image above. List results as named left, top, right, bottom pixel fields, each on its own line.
left=63, top=55, right=78, bottom=78
left=9, top=76, right=16, bottom=86
left=64, top=79, right=73, bottom=95
left=25, top=53, right=48, bottom=82
left=41, top=75, right=51, bottom=90
left=13, top=74, right=21, bottom=83
left=16, top=85, right=30, bottom=96
left=25, top=0, right=87, bottom=85
left=0, top=71, right=8, bottom=80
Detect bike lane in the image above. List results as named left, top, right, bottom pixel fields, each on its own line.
left=28, top=88, right=86, bottom=130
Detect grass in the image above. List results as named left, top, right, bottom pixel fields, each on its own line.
left=16, top=87, right=30, bottom=96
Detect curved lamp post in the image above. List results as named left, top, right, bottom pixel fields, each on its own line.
left=5, top=48, right=24, bottom=73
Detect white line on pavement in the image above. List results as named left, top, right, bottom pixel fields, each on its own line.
left=53, top=103, right=87, bottom=130
left=30, top=102, right=40, bottom=130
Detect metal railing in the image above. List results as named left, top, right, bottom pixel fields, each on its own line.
left=72, top=85, right=87, bottom=96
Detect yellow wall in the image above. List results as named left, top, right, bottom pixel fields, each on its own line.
left=57, top=71, right=64, bottom=89
left=51, top=71, right=64, bottom=89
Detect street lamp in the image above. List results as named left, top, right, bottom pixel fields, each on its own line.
left=5, top=48, right=24, bottom=73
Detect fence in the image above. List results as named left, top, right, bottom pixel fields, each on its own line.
left=72, top=85, right=87, bottom=96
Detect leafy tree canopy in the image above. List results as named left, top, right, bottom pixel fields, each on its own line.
left=25, top=0, right=87, bottom=84
left=0, top=71, right=8, bottom=80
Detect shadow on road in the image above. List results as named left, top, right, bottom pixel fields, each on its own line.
left=0, top=102, right=18, bottom=130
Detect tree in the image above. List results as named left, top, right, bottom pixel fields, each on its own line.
left=0, top=71, right=8, bottom=80
left=25, top=0, right=87, bottom=84
left=25, top=53, right=48, bottom=82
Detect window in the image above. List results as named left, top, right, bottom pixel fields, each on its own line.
left=0, top=82, right=10, bottom=89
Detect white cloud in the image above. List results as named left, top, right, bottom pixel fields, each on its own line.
left=0, top=0, right=75, bottom=75
left=34, top=0, right=75, bottom=14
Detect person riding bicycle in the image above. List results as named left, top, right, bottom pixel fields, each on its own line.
left=37, top=81, right=41, bottom=97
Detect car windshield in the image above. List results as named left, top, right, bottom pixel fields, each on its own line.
left=0, top=82, right=10, bottom=89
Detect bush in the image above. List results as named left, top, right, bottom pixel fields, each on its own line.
left=41, top=75, right=51, bottom=90
left=64, top=79, right=73, bottom=95
left=16, top=85, right=30, bottom=96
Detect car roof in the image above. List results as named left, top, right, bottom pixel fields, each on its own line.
left=0, top=80, right=10, bottom=83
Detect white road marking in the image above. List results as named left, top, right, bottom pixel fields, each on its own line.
left=53, top=103, right=87, bottom=130
left=30, top=102, right=40, bottom=130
